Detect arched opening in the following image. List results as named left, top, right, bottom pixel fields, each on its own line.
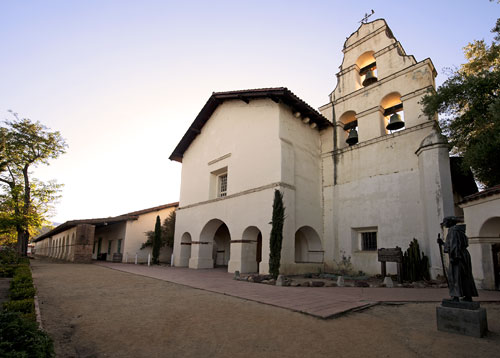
left=194, top=219, right=232, bottom=270
left=356, top=51, right=377, bottom=87
left=479, top=217, right=500, bottom=290
left=479, top=217, right=500, bottom=237
left=257, top=233, right=262, bottom=268
left=294, top=226, right=324, bottom=263
left=179, top=232, right=192, bottom=267
left=339, top=111, right=358, bottom=147
left=381, top=92, right=405, bottom=133
left=239, top=226, right=262, bottom=273
left=213, top=224, right=231, bottom=267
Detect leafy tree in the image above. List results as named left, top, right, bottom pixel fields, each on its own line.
left=152, top=215, right=161, bottom=264
left=269, top=190, right=285, bottom=279
left=0, top=112, right=66, bottom=255
left=142, top=210, right=176, bottom=250
left=421, top=17, right=500, bottom=187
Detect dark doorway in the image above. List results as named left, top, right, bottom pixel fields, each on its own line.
left=97, top=237, right=106, bottom=261
left=213, top=224, right=230, bottom=268
left=493, top=244, right=500, bottom=290
left=256, top=232, right=262, bottom=270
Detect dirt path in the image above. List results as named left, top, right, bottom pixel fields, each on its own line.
left=31, top=259, right=500, bottom=358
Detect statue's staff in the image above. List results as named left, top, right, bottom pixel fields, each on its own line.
left=437, top=233, right=449, bottom=286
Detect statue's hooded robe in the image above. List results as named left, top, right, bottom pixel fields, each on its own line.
left=444, top=224, right=478, bottom=298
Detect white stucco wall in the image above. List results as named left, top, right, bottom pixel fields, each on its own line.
left=123, top=207, right=175, bottom=263
left=319, top=19, right=452, bottom=277
left=34, top=226, right=77, bottom=261
left=179, top=99, right=282, bottom=207
left=461, top=193, right=500, bottom=289
left=172, top=18, right=454, bottom=279
left=278, top=104, right=324, bottom=274
left=173, top=99, right=325, bottom=274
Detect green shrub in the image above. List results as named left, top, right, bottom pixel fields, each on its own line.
left=0, top=311, right=55, bottom=358
left=0, top=265, right=17, bottom=278
left=10, top=287, right=36, bottom=301
left=0, top=249, right=23, bottom=278
left=0, top=248, right=20, bottom=266
left=10, top=281, right=33, bottom=290
left=269, top=190, right=285, bottom=279
left=3, top=298, right=35, bottom=315
left=11, top=271, right=32, bottom=287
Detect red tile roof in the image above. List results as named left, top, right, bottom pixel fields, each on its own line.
left=460, top=184, right=500, bottom=205
left=33, top=202, right=179, bottom=242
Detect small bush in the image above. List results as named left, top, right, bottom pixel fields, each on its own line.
left=10, top=287, right=36, bottom=300
left=0, top=248, right=20, bottom=266
left=11, top=271, right=32, bottom=287
left=3, top=298, right=35, bottom=315
left=0, top=265, right=17, bottom=278
left=0, top=311, right=54, bottom=358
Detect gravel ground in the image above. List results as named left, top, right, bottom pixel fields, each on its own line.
left=31, top=258, right=500, bottom=358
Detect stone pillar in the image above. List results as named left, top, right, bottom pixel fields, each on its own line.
left=178, top=242, right=192, bottom=267
left=416, top=128, right=454, bottom=278
left=401, top=88, right=433, bottom=128
left=73, top=224, right=95, bottom=263
left=228, top=241, right=258, bottom=274
left=189, top=242, right=214, bottom=269
left=357, top=106, right=386, bottom=142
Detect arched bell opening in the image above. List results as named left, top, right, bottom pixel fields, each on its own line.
left=356, top=51, right=378, bottom=88
left=294, top=226, right=324, bottom=263
left=381, top=92, right=405, bottom=133
left=339, top=111, right=358, bottom=147
left=179, top=232, right=192, bottom=267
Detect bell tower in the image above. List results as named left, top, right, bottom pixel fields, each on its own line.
left=319, top=19, right=454, bottom=278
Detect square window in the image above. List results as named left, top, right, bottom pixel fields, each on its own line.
left=361, top=232, right=377, bottom=251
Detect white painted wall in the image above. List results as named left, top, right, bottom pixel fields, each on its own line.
left=173, top=99, right=325, bottom=274
left=34, top=226, right=77, bottom=261
left=179, top=99, right=282, bottom=207
left=319, top=19, right=453, bottom=277
left=461, top=194, right=500, bottom=289
left=123, top=207, right=175, bottom=263
left=172, top=19, right=454, bottom=279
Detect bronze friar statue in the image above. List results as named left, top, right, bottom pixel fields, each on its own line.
left=438, top=216, right=478, bottom=302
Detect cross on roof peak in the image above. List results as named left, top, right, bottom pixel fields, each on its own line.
left=360, top=9, right=375, bottom=24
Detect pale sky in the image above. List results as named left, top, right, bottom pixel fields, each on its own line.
left=0, top=1, right=498, bottom=224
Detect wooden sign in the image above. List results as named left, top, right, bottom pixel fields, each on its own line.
left=378, top=247, right=403, bottom=283
left=378, top=247, right=403, bottom=263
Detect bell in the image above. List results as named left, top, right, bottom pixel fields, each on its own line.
left=362, top=70, right=377, bottom=87
left=386, top=113, right=405, bottom=131
left=346, top=128, right=359, bottom=146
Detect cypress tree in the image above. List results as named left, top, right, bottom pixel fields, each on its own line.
left=269, top=190, right=285, bottom=279
left=152, top=215, right=161, bottom=264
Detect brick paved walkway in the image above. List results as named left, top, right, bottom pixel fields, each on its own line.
left=96, top=262, right=500, bottom=319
